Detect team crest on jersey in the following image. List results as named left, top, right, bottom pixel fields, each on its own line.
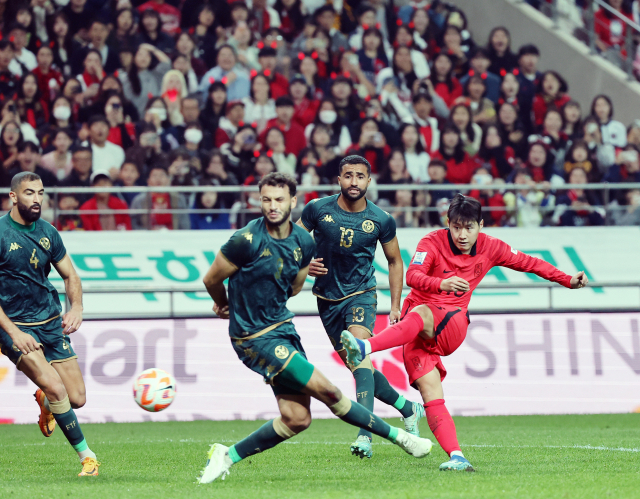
left=275, top=345, right=289, bottom=359
left=474, top=263, right=483, bottom=277
left=293, top=247, right=302, bottom=262
left=39, top=237, right=50, bottom=250
left=322, top=214, right=335, bottom=223
left=362, top=220, right=374, bottom=233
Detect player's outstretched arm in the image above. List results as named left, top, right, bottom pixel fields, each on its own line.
left=203, top=251, right=238, bottom=319
left=291, top=265, right=310, bottom=297
left=53, top=254, right=83, bottom=334
left=382, top=237, right=403, bottom=323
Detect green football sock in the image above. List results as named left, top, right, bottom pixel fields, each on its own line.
left=52, top=408, right=85, bottom=447
left=336, top=399, right=399, bottom=443
left=372, top=369, right=413, bottom=418
left=228, top=420, right=285, bottom=463
left=352, top=364, right=374, bottom=441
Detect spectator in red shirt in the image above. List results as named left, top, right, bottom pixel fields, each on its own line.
left=258, top=47, right=289, bottom=100
left=289, top=73, right=319, bottom=129
left=432, top=125, right=479, bottom=184
left=137, top=0, right=181, bottom=36
left=429, top=52, right=463, bottom=108
left=594, top=0, right=633, bottom=61
left=532, top=71, right=571, bottom=128
left=80, top=172, right=132, bottom=231
left=260, top=96, right=306, bottom=157
left=32, top=46, right=64, bottom=106
left=214, top=100, right=245, bottom=147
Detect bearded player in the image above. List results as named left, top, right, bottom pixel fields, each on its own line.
left=198, top=173, right=433, bottom=484
left=341, top=194, right=588, bottom=472
left=0, top=172, right=99, bottom=476
left=297, top=155, right=424, bottom=459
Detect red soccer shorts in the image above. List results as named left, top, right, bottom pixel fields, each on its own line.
left=400, top=298, right=470, bottom=386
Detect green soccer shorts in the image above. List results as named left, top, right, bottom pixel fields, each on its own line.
left=231, top=320, right=315, bottom=397
left=317, top=290, right=377, bottom=352
left=0, top=316, right=76, bottom=367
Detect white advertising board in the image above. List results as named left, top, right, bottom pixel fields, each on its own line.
left=2, top=313, right=639, bottom=424
left=50, top=227, right=640, bottom=317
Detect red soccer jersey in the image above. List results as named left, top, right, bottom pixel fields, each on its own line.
left=405, top=229, right=572, bottom=310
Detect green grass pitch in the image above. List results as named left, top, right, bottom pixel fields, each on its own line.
left=1, top=414, right=639, bottom=499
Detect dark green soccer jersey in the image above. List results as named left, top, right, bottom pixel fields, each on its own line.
left=220, top=218, right=316, bottom=338
left=300, top=194, right=396, bottom=300
left=0, top=214, right=66, bottom=323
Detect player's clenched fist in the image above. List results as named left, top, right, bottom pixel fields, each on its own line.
left=570, top=271, right=588, bottom=289
left=440, top=276, right=470, bottom=293
left=308, top=258, right=328, bottom=277
left=10, top=330, right=40, bottom=355
left=213, top=303, right=230, bottom=319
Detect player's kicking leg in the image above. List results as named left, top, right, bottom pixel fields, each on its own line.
left=339, top=325, right=424, bottom=459
left=198, top=355, right=433, bottom=484
left=20, top=351, right=99, bottom=476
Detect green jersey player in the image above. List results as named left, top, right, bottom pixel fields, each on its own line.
left=297, top=155, right=424, bottom=459
left=198, top=173, right=433, bottom=484
left=0, top=172, right=99, bottom=476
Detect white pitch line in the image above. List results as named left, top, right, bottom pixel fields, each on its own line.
left=1, top=441, right=638, bottom=453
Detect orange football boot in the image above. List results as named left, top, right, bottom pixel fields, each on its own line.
left=34, top=389, right=55, bottom=437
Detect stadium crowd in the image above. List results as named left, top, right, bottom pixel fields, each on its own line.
left=0, top=0, right=639, bottom=230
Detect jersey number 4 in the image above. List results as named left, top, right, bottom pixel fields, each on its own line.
left=30, top=249, right=39, bottom=269
left=339, top=227, right=354, bottom=248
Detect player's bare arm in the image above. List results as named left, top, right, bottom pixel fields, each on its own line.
left=0, top=304, right=39, bottom=355
left=203, top=252, right=238, bottom=319
left=381, top=236, right=403, bottom=324
left=53, top=254, right=83, bottom=334
left=295, top=219, right=327, bottom=277
left=291, top=265, right=310, bottom=297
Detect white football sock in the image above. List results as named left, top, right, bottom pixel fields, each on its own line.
left=78, top=448, right=97, bottom=462
left=451, top=450, right=465, bottom=458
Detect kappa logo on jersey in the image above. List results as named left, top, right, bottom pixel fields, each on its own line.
left=260, top=248, right=272, bottom=257
left=9, top=242, right=22, bottom=252
left=274, top=345, right=289, bottom=359
left=412, top=251, right=428, bottom=265
left=321, top=215, right=335, bottom=223
left=362, top=220, right=374, bottom=233
left=243, top=232, right=253, bottom=243
left=474, top=263, right=483, bottom=277
left=39, top=237, right=50, bottom=250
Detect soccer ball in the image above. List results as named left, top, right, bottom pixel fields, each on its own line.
left=133, top=368, right=177, bottom=412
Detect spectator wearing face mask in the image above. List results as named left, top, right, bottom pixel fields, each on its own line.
left=304, top=99, right=352, bottom=154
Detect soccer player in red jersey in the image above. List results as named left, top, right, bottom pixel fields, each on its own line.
left=341, top=194, right=588, bottom=472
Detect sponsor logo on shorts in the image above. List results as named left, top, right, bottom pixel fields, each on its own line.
left=362, top=220, right=374, bottom=233
left=39, top=238, right=51, bottom=250
left=412, top=252, right=427, bottom=265
left=411, top=356, right=423, bottom=371
left=275, top=345, right=289, bottom=359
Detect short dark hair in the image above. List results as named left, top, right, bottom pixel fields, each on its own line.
left=518, top=44, right=540, bottom=58
left=11, top=172, right=41, bottom=191
left=258, top=172, right=297, bottom=197
left=18, top=141, right=40, bottom=154
left=72, top=145, right=93, bottom=156
left=88, top=114, right=109, bottom=128
left=447, top=193, right=482, bottom=224
left=275, top=96, right=294, bottom=108
left=0, top=40, right=15, bottom=51
left=339, top=155, right=371, bottom=175
left=428, top=159, right=447, bottom=170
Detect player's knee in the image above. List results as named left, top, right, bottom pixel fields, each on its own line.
left=43, top=379, right=67, bottom=403
left=70, top=393, right=86, bottom=409
left=282, top=413, right=312, bottom=434
left=320, top=384, right=342, bottom=406
left=412, top=305, right=434, bottom=335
